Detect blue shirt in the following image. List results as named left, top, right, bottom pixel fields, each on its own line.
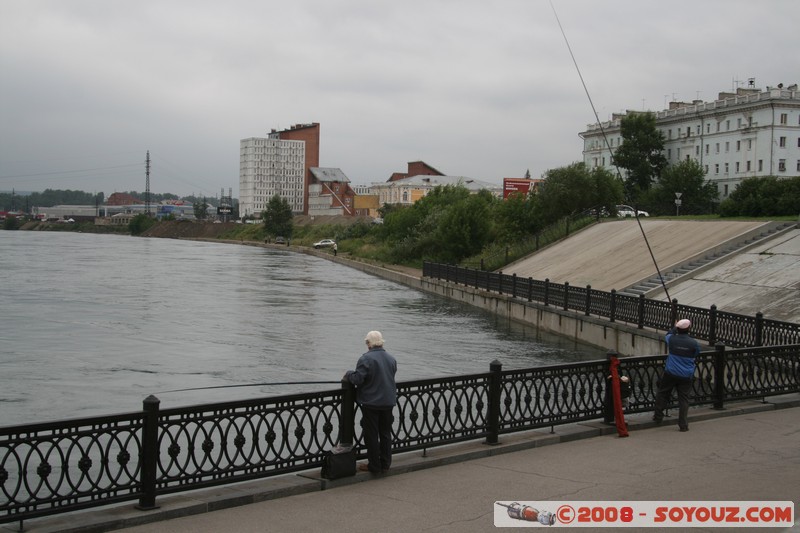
left=664, top=329, right=700, bottom=379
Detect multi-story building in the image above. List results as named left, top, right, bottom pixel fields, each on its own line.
left=239, top=123, right=320, bottom=217
left=308, top=167, right=356, bottom=216
left=580, top=83, right=800, bottom=198
left=370, top=161, right=502, bottom=206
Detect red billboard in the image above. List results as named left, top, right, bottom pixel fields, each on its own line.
left=503, top=178, right=542, bottom=199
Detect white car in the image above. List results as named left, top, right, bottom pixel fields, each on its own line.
left=616, top=205, right=649, bottom=217
left=313, top=239, right=336, bottom=249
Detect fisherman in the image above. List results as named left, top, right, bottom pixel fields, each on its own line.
left=653, top=319, right=700, bottom=432
left=344, top=331, right=397, bottom=473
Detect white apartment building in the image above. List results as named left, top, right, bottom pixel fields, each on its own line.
left=239, top=136, right=306, bottom=217
left=580, top=83, right=800, bottom=198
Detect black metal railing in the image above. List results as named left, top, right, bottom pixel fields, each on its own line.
left=2, top=344, right=798, bottom=525
left=422, top=262, right=800, bottom=348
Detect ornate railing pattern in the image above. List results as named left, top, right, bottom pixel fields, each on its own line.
left=2, top=345, right=798, bottom=525
left=422, top=262, right=800, bottom=347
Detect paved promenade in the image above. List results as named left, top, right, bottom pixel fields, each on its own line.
left=21, top=397, right=799, bottom=533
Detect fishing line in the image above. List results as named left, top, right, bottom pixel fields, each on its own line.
left=159, top=380, right=342, bottom=394
left=549, top=1, right=671, bottom=302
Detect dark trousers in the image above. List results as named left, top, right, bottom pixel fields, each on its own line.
left=653, top=371, right=693, bottom=430
left=361, top=406, right=393, bottom=472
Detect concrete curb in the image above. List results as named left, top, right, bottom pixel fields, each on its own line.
left=15, top=396, right=800, bottom=533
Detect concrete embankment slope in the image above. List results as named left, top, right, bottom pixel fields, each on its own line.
left=504, top=219, right=800, bottom=323
left=504, top=219, right=765, bottom=292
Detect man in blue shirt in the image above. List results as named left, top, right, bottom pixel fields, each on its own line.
left=345, top=331, right=397, bottom=473
left=653, top=319, right=700, bottom=432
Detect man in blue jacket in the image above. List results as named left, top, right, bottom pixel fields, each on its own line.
left=653, top=319, right=700, bottom=432
left=345, top=331, right=397, bottom=473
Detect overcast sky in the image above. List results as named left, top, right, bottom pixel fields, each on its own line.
left=1, top=0, right=796, bottom=198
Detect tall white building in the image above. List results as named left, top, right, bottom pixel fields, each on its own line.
left=580, top=83, right=800, bottom=198
left=239, top=136, right=306, bottom=217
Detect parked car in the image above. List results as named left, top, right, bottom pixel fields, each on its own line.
left=274, top=236, right=286, bottom=244
left=313, top=239, right=336, bottom=249
left=616, top=205, right=649, bottom=217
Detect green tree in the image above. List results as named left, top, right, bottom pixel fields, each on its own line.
left=719, top=176, right=800, bottom=216
left=3, top=216, right=19, bottom=230
left=193, top=198, right=209, bottom=220
left=493, top=190, right=540, bottom=242
left=261, top=195, right=294, bottom=237
left=644, top=159, right=719, bottom=215
left=129, top=213, right=156, bottom=235
left=537, top=163, right=624, bottom=224
left=612, top=112, right=668, bottom=203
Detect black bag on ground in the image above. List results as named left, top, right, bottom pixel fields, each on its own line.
left=321, top=445, right=356, bottom=480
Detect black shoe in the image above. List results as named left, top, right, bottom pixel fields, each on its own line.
left=679, top=427, right=689, bottom=432
left=652, top=416, right=663, bottom=425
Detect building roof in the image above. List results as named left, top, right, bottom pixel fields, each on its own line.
left=310, top=167, right=350, bottom=183
left=379, top=174, right=501, bottom=192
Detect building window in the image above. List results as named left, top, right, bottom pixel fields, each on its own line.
left=779, top=136, right=786, bottom=148
left=716, top=122, right=720, bottom=132
left=725, top=141, right=730, bottom=153
left=724, top=162, right=729, bottom=174
left=715, top=164, right=719, bottom=174
left=746, top=161, right=751, bottom=172
left=686, top=127, right=691, bottom=137
left=758, top=160, right=763, bottom=172
left=704, top=165, right=709, bottom=174
left=667, top=149, right=671, bottom=159
left=668, top=129, right=672, bottom=139
left=737, top=118, right=742, bottom=128
left=705, top=144, right=710, bottom=155
left=696, top=125, right=700, bottom=135
left=748, top=140, right=752, bottom=151
left=736, top=140, right=741, bottom=152
left=797, top=160, right=800, bottom=172
left=724, top=184, right=729, bottom=196
left=726, top=120, right=730, bottom=131
left=735, top=162, right=740, bottom=173
left=695, top=146, right=700, bottom=156
left=778, top=159, right=786, bottom=172
left=780, top=113, right=788, bottom=125
left=715, top=143, right=720, bottom=154
left=706, top=123, right=711, bottom=133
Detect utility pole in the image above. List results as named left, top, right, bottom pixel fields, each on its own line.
left=145, top=151, right=151, bottom=216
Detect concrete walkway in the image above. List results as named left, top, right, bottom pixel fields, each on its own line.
left=18, top=397, right=799, bottom=533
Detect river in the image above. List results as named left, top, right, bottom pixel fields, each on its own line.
left=0, top=231, right=606, bottom=426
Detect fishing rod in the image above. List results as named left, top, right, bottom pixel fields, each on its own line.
left=549, top=1, right=671, bottom=302
left=159, top=380, right=343, bottom=394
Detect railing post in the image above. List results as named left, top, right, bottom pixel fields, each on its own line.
left=544, top=278, right=550, bottom=306
left=585, top=285, right=591, bottom=316
left=709, top=304, right=718, bottom=346
left=498, top=271, right=503, bottom=295
left=527, top=277, right=533, bottom=302
left=713, top=344, right=726, bottom=410
left=603, top=351, right=617, bottom=424
left=563, top=282, right=569, bottom=311
left=610, top=289, right=616, bottom=322
left=755, top=312, right=764, bottom=346
left=670, top=298, right=678, bottom=327
left=339, top=379, right=356, bottom=446
left=474, top=268, right=479, bottom=290
left=637, top=294, right=645, bottom=329
left=485, top=360, right=502, bottom=445
left=137, top=395, right=160, bottom=511
left=511, top=273, right=517, bottom=298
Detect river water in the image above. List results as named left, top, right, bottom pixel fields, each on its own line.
left=0, top=231, right=606, bottom=426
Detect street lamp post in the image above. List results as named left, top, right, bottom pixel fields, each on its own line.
left=675, top=192, right=682, bottom=217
